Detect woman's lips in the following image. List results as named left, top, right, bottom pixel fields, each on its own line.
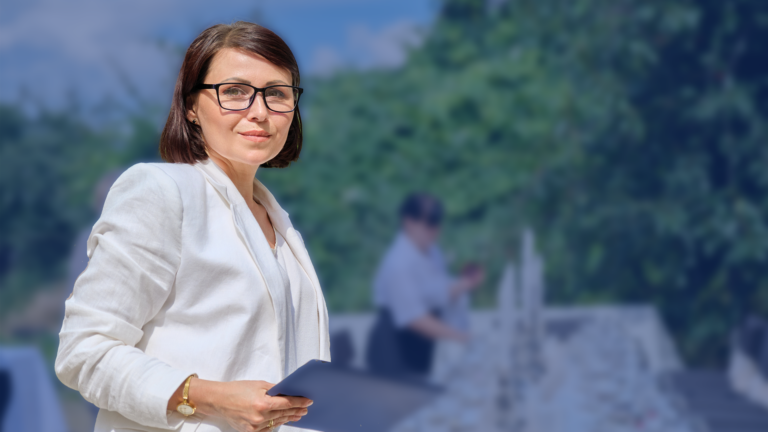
left=239, top=131, right=271, bottom=142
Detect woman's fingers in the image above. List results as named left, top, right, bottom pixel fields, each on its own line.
left=202, top=380, right=312, bottom=432
left=254, top=412, right=305, bottom=432
left=264, top=407, right=308, bottom=421
left=249, top=406, right=309, bottom=431
left=266, top=395, right=313, bottom=411
left=255, top=422, right=283, bottom=432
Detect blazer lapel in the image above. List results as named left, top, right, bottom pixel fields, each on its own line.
left=280, top=226, right=330, bottom=361
left=194, top=160, right=292, bottom=376
left=253, top=179, right=332, bottom=361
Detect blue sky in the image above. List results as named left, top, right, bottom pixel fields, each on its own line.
left=0, top=0, right=437, bottom=111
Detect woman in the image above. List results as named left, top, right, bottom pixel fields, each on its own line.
left=55, top=22, right=330, bottom=432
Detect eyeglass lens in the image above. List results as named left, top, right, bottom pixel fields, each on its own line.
left=218, top=84, right=298, bottom=112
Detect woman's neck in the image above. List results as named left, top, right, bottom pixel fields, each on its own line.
left=208, top=152, right=258, bottom=204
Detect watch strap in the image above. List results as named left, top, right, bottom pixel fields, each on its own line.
left=182, top=374, right=198, bottom=403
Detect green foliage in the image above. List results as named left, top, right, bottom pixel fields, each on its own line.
left=540, top=0, right=768, bottom=365
left=0, top=107, right=157, bottom=315
left=261, top=0, right=630, bottom=312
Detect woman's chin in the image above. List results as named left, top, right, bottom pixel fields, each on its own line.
left=225, top=149, right=276, bottom=167
left=238, top=152, right=278, bottom=168
left=209, top=144, right=281, bottom=168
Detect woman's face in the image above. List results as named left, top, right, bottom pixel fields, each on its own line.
left=187, top=48, right=294, bottom=168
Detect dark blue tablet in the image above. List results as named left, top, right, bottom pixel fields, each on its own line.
left=267, top=360, right=442, bottom=432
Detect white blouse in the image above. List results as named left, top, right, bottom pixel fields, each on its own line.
left=274, top=229, right=320, bottom=365
left=55, top=160, right=330, bottom=432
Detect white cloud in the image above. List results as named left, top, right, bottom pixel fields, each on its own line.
left=308, top=45, right=346, bottom=77
left=0, top=0, right=220, bottom=109
left=305, top=19, right=426, bottom=76
left=347, top=20, right=424, bottom=69
left=1, top=0, right=435, bottom=107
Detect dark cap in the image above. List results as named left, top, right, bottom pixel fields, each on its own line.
left=399, top=193, right=444, bottom=227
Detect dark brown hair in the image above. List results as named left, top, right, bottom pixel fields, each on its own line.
left=160, top=21, right=302, bottom=168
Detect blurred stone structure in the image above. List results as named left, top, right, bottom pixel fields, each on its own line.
left=729, top=316, right=768, bottom=410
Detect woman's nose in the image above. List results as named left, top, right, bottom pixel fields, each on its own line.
left=248, top=93, right=269, bottom=121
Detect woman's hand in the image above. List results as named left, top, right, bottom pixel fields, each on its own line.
left=169, top=378, right=312, bottom=432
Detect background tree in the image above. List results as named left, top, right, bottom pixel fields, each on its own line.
left=541, top=0, right=768, bottom=365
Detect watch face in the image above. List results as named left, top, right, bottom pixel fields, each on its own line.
left=177, top=403, right=195, bottom=416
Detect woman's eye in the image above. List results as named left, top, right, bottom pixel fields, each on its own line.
left=265, top=88, right=287, bottom=99
left=221, top=86, right=249, bottom=97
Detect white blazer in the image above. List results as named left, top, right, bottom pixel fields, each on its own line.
left=55, top=159, right=331, bottom=432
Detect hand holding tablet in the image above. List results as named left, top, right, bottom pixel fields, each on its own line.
left=267, top=360, right=442, bottom=432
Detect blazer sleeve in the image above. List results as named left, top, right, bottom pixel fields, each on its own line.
left=55, top=164, right=194, bottom=430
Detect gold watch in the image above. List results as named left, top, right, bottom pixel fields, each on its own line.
left=176, top=374, right=198, bottom=416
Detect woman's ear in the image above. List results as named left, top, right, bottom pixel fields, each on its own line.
left=186, top=94, right=198, bottom=124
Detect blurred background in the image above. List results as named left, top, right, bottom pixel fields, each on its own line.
left=3, top=0, right=768, bottom=431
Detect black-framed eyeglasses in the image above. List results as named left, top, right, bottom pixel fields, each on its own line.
left=193, top=83, right=303, bottom=113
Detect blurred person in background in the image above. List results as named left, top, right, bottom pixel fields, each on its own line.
left=366, top=193, right=484, bottom=379
left=55, top=22, right=329, bottom=432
